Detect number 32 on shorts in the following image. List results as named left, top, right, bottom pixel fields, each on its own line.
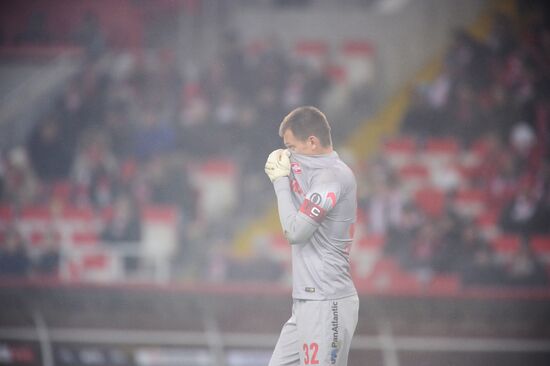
left=303, top=343, right=319, bottom=365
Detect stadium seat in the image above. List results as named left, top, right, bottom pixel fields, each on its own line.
left=476, top=210, right=499, bottom=237
left=0, top=205, right=13, bottom=221
left=61, top=206, right=95, bottom=221
left=82, top=253, right=108, bottom=269
left=72, top=231, right=99, bottom=246
left=351, top=234, right=385, bottom=281
left=453, top=188, right=487, bottom=217
left=357, top=234, right=385, bottom=250
left=383, top=136, right=417, bottom=167
left=424, top=137, right=460, bottom=156
left=293, top=40, right=329, bottom=70
left=29, top=231, right=45, bottom=247
left=414, top=187, right=445, bottom=217
left=52, top=180, right=72, bottom=203
left=340, top=40, right=375, bottom=89
left=491, top=234, right=521, bottom=257
left=398, top=162, right=430, bottom=193
left=366, top=258, right=421, bottom=292
left=429, top=274, right=460, bottom=293
left=21, top=206, right=51, bottom=221
left=531, top=235, right=550, bottom=263
left=421, top=137, right=460, bottom=166
left=399, top=162, right=429, bottom=179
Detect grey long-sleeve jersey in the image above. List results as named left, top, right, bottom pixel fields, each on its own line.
left=273, top=151, right=358, bottom=300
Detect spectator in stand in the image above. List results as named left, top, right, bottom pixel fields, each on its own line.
left=134, top=109, right=177, bottom=161
left=432, top=208, right=466, bottom=274
left=2, top=147, right=39, bottom=206
left=72, top=11, right=105, bottom=58
left=448, top=81, right=484, bottom=145
left=364, top=175, right=405, bottom=235
left=72, top=130, right=119, bottom=208
left=143, top=153, right=197, bottom=223
left=505, top=243, right=548, bottom=287
left=32, top=229, right=61, bottom=278
left=461, top=242, right=506, bottom=286
left=0, top=227, right=30, bottom=278
left=385, top=202, right=423, bottom=263
left=0, top=152, right=5, bottom=202
left=400, top=86, right=440, bottom=137
left=500, top=183, right=540, bottom=236
left=403, top=221, right=441, bottom=283
left=27, top=115, right=73, bottom=182
left=14, top=10, right=51, bottom=45
left=531, top=162, right=550, bottom=233
left=101, top=193, right=141, bottom=243
left=455, top=225, right=490, bottom=273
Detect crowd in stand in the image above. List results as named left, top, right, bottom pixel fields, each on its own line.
left=0, top=12, right=332, bottom=280
left=1, top=1, right=549, bottom=288
left=360, top=3, right=550, bottom=287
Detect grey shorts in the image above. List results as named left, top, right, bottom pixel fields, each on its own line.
left=269, top=294, right=359, bottom=366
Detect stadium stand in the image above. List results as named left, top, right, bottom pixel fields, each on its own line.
left=1, top=1, right=550, bottom=366
left=0, top=0, right=548, bottom=291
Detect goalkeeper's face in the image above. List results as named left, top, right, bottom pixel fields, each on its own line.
left=283, top=129, right=317, bottom=155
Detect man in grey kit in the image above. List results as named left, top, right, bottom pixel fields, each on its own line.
left=265, top=106, right=359, bottom=366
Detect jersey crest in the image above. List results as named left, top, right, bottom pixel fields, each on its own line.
left=291, top=162, right=302, bottom=174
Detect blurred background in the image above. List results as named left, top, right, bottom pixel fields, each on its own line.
left=0, top=0, right=549, bottom=365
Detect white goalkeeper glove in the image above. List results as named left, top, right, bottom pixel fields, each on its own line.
left=264, top=149, right=291, bottom=182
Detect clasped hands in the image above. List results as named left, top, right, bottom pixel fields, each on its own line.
left=264, top=149, right=291, bottom=182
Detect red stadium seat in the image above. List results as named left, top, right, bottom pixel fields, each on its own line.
left=491, top=235, right=521, bottom=255
left=142, top=206, right=178, bottom=222
left=72, top=231, right=99, bottom=246
left=383, top=137, right=418, bottom=167
left=0, top=205, right=13, bottom=221
left=476, top=210, right=499, bottom=236
left=62, top=207, right=95, bottom=221
left=271, top=233, right=288, bottom=250
left=29, top=231, right=45, bottom=246
left=384, top=137, right=417, bottom=154
left=21, top=206, right=51, bottom=221
left=357, top=234, right=385, bottom=250
left=52, top=181, right=72, bottom=203
left=531, top=235, right=550, bottom=262
left=294, top=40, right=329, bottom=71
left=82, top=253, right=108, bottom=269
left=429, top=274, right=460, bottom=293
left=325, top=64, right=347, bottom=83
left=454, top=188, right=487, bottom=217
left=342, top=40, right=374, bottom=56
left=414, top=187, right=445, bottom=217
left=294, top=40, right=329, bottom=56
left=424, top=137, right=460, bottom=156
left=340, top=39, right=375, bottom=88
left=399, top=163, right=429, bottom=179
left=421, top=138, right=461, bottom=167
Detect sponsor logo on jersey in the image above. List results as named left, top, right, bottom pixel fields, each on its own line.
left=331, top=301, right=340, bottom=364
left=305, top=287, right=316, bottom=293
left=291, top=162, right=302, bottom=174
left=310, top=193, right=322, bottom=205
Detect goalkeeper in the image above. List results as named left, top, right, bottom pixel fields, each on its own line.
left=265, top=106, right=359, bottom=366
